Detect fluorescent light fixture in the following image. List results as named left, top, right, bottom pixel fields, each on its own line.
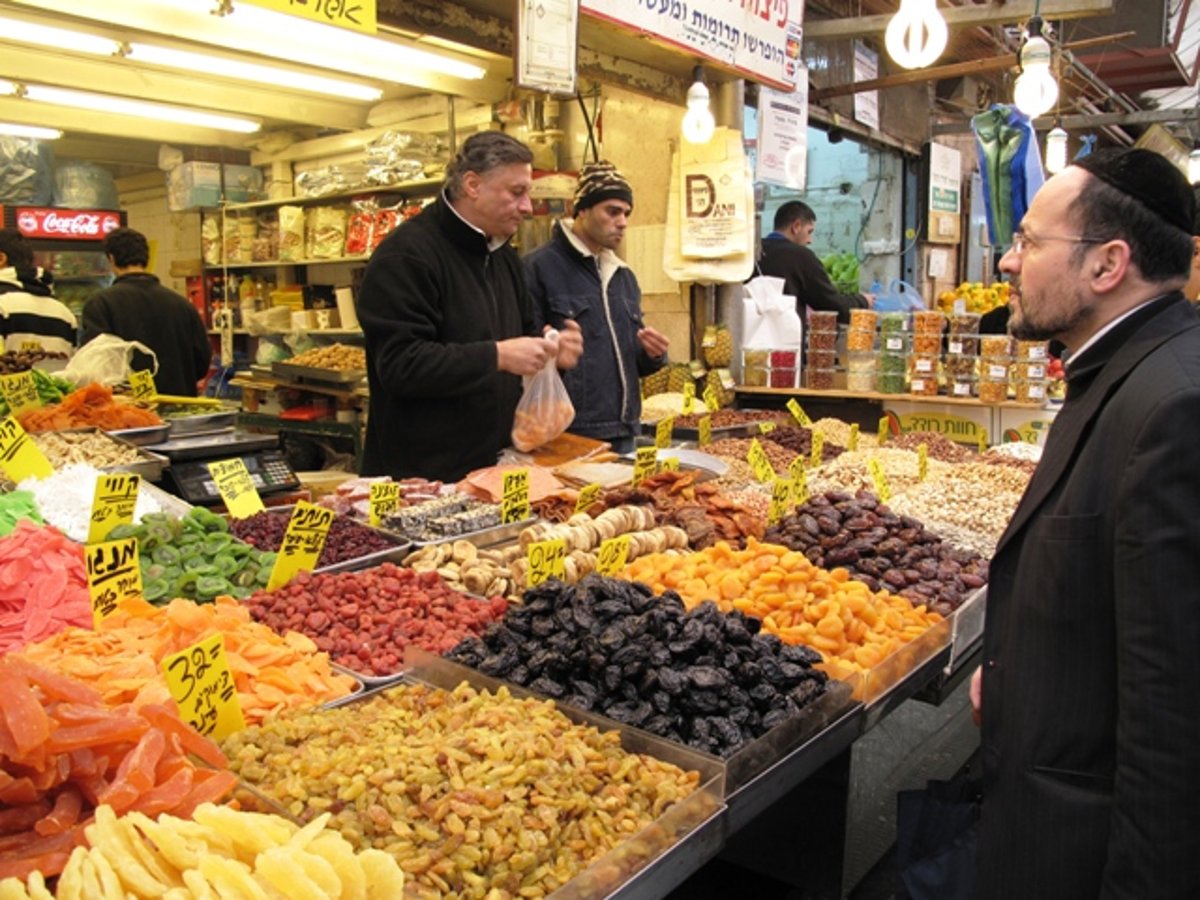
left=1044, top=125, right=1068, bottom=174
left=125, top=43, right=383, bottom=100
left=682, top=66, right=716, bottom=145
left=0, top=16, right=120, bottom=56
left=885, top=0, right=948, bottom=70
left=0, top=121, right=62, bottom=139
left=0, top=80, right=16, bottom=96
left=21, top=84, right=260, bottom=133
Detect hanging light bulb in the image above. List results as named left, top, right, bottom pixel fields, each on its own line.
left=1013, top=17, right=1059, bottom=118
left=1045, top=123, right=1069, bottom=174
left=1189, top=144, right=1200, bottom=184
left=884, top=0, right=948, bottom=70
left=682, top=66, right=715, bottom=144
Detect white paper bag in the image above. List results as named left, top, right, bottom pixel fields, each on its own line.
left=742, top=275, right=804, bottom=349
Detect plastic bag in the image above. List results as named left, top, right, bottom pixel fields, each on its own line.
left=63, top=334, right=158, bottom=386
left=511, top=332, right=575, bottom=452
left=875, top=279, right=926, bottom=312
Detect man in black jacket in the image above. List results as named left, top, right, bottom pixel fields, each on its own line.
left=758, top=201, right=873, bottom=323
left=357, top=131, right=583, bottom=481
left=82, top=227, right=211, bottom=396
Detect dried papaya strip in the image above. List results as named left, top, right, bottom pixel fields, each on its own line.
left=33, top=787, right=82, bottom=837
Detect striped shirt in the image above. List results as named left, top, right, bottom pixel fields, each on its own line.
left=0, top=267, right=77, bottom=356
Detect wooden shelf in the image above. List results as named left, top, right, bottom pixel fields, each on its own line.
left=214, top=179, right=441, bottom=212
left=204, top=255, right=370, bottom=269
left=735, top=386, right=1051, bottom=411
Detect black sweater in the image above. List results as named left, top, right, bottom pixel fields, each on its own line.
left=357, top=196, right=535, bottom=481
left=757, top=235, right=868, bottom=324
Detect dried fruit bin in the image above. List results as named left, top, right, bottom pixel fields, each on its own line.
left=856, top=615, right=952, bottom=712
left=227, top=504, right=411, bottom=574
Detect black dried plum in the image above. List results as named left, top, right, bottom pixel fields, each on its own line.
left=598, top=625, right=626, bottom=650
left=736, top=661, right=762, bottom=684
left=570, top=680, right=600, bottom=702
left=651, top=690, right=672, bottom=713
left=752, top=633, right=783, bottom=655
left=528, top=677, right=565, bottom=698
left=508, top=665, right=530, bottom=685
left=658, top=668, right=686, bottom=695
left=777, top=662, right=808, bottom=687
left=565, top=693, right=595, bottom=711
left=762, top=708, right=792, bottom=729
left=688, top=690, right=721, bottom=713
left=748, top=683, right=777, bottom=706
left=780, top=643, right=823, bottom=666
left=603, top=665, right=623, bottom=693
left=530, top=617, right=557, bottom=638
left=610, top=644, right=641, bottom=666
left=709, top=717, right=743, bottom=750
left=729, top=706, right=751, bottom=726
left=649, top=645, right=672, bottom=667
left=571, top=604, right=596, bottom=631
left=690, top=718, right=712, bottom=745
left=687, top=666, right=729, bottom=691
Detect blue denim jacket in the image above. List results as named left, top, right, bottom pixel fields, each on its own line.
left=524, top=221, right=666, bottom=443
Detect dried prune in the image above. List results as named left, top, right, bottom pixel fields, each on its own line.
left=528, top=676, right=565, bottom=698
left=687, top=666, right=729, bottom=691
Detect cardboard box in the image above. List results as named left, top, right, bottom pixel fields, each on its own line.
left=167, top=162, right=264, bottom=210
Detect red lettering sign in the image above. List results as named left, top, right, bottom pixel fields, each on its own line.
left=12, top=207, right=122, bottom=241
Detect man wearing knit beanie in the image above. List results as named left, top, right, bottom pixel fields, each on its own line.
left=524, top=160, right=669, bottom=453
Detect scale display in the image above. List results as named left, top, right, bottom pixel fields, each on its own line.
left=166, top=451, right=300, bottom=505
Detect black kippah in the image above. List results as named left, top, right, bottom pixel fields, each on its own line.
left=1073, top=148, right=1195, bottom=235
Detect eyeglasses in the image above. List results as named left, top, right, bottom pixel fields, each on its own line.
left=1009, top=230, right=1107, bottom=255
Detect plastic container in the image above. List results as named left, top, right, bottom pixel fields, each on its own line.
left=1012, top=361, right=1047, bottom=381
left=912, top=333, right=942, bottom=355
left=849, top=309, right=878, bottom=331
left=807, top=349, right=837, bottom=369
left=978, top=381, right=1008, bottom=404
left=879, top=312, right=909, bottom=335
left=946, top=334, right=980, bottom=356
left=980, top=335, right=1012, bottom=358
left=1013, top=379, right=1048, bottom=404
left=880, top=332, right=909, bottom=354
left=770, top=349, right=799, bottom=368
left=1016, top=340, right=1049, bottom=361
left=943, top=355, right=977, bottom=380
left=981, top=360, right=1010, bottom=382
left=846, top=352, right=877, bottom=392
left=948, top=378, right=977, bottom=398
left=807, top=330, right=837, bottom=350
left=909, top=374, right=939, bottom=396
left=804, top=367, right=836, bottom=390
left=910, top=354, right=939, bottom=377
left=808, top=310, right=838, bottom=332
left=847, top=328, right=876, bottom=351
left=770, top=368, right=799, bottom=388
left=949, top=312, right=981, bottom=335
left=743, top=366, right=767, bottom=387
left=912, top=310, right=946, bottom=334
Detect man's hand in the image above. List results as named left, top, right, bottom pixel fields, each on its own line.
left=497, top=335, right=555, bottom=376
left=553, top=320, right=584, bottom=369
left=970, top=666, right=982, bottom=726
left=861, top=293, right=877, bottom=308
left=637, top=326, right=670, bottom=358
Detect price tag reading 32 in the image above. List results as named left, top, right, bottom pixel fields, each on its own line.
left=162, top=633, right=245, bottom=741
left=369, top=482, right=402, bottom=527
left=501, top=468, right=530, bottom=523
left=0, top=416, right=52, bottom=482
left=206, top=458, right=266, bottom=519
left=88, top=473, right=140, bottom=544
left=526, top=537, right=566, bottom=587
left=86, top=537, right=142, bottom=627
left=267, top=502, right=335, bottom=590
left=0, top=371, right=42, bottom=416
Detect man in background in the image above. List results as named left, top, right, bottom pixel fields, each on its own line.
left=524, top=161, right=668, bottom=454
left=82, top=227, right=211, bottom=396
left=758, top=201, right=874, bottom=323
left=972, top=149, right=1200, bottom=897
left=357, top=131, right=582, bottom=482
left=0, top=227, right=76, bottom=356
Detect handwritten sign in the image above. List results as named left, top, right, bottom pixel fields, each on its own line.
left=369, top=482, right=402, bottom=527
left=849, top=423, right=860, bottom=451
left=162, top=633, right=245, bottom=741
left=758, top=421, right=776, bottom=435
left=207, top=458, right=265, bottom=519
left=655, top=416, right=675, bottom=449
left=682, top=382, right=696, bottom=414
left=877, top=415, right=890, bottom=445
left=791, top=461, right=809, bottom=506
left=698, top=415, right=712, bottom=447
left=575, top=483, right=602, bottom=514
left=596, top=535, right=631, bottom=576
left=129, top=369, right=156, bottom=401
left=658, top=456, right=680, bottom=472
left=768, top=477, right=793, bottom=526
left=632, top=446, right=657, bottom=486
left=88, top=473, right=140, bottom=544
left=747, top=438, right=774, bottom=483
left=86, top=537, right=142, bottom=627
left=977, top=428, right=989, bottom=453
left=867, top=458, right=892, bottom=501
left=0, top=372, right=42, bottom=416
left=267, top=502, right=335, bottom=590
left=240, top=0, right=377, bottom=35
left=703, top=384, right=721, bottom=412
left=918, top=443, right=929, bottom=482
left=501, top=469, right=530, bottom=524
left=0, top=417, right=52, bottom=482
left=810, top=430, right=825, bottom=468
left=526, top=537, right=566, bottom=587
left=786, top=398, right=812, bottom=427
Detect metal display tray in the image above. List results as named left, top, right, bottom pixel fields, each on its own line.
left=165, top=410, right=238, bottom=436
left=106, top=424, right=171, bottom=445
left=331, top=660, right=406, bottom=690
left=405, top=515, right=537, bottom=548
left=271, top=361, right=366, bottom=384
left=141, top=481, right=195, bottom=519
left=144, top=430, right=279, bottom=461
left=38, top=428, right=170, bottom=481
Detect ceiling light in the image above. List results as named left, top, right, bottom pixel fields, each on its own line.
left=0, top=80, right=16, bottom=96
left=884, top=0, right=948, bottom=70
left=0, top=121, right=62, bottom=140
left=1013, top=17, right=1059, bottom=119
left=20, top=84, right=260, bottom=133
left=125, top=43, right=383, bottom=100
left=0, top=16, right=120, bottom=56
left=682, top=66, right=716, bottom=144
left=1045, top=124, right=1068, bottom=174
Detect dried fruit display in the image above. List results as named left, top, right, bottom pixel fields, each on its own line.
left=402, top=540, right=522, bottom=601
left=230, top=508, right=402, bottom=568
left=763, top=490, right=987, bottom=614
left=887, top=431, right=977, bottom=463
left=448, top=576, right=828, bottom=756
left=286, top=342, right=366, bottom=371
left=223, top=680, right=703, bottom=898
left=762, top=425, right=846, bottom=464
left=595, top=470, right=763, bottom=548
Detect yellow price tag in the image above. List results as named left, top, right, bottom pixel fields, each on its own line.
left=701, top=325, right=717, bottom=348
left=768, top=477, right=793, bottom=526
left=596, top=534, right=631, bottom=576
left=698, top=415, right=713, bottom=447
left=0, top=371, right=43, bottom=416
left=792, top=463, right=809, bottom=506
left=369, top=482, right=402, bottom=527
left=207, top=458, right=265, bottom=519
left=977, top=428, right=989, bottom=453
left=747, top=438, right=774, bottom=483
left=18, top=340, right=41, bottom=353
left=502, top=468, right=531, bottom=523
left=786, top=398, right=812, bottom=427
left=682, top=382, right=696, bottom=414
left=655, top=416, right=675, bottom=449
left=88, top=473, right=140, bottom=544
left=632, top=446, right=657, bottom=486
left=658, top=456, right=680, bottom=472
left=703, top=384, right=721, bottom=412
left=849, top=423, right=860, bottom=451
left=526, top=538, right=567, bottom=587
left=918, top=443, right=929, bottom=482
left=878, top=415, right=890, bottom=445
left=129, top=369, right=157, bottom=401
left=575, top=483, right=602, bottom=514
left=758, top=421, right=776, bottom=435
left=267, top=502, right=335, bottom=590
left=810, top=430, right=825, bottom=468
left=162, top=633, right=245, bottom=741
left=867, top=458, right=892, bottom=501
left=0, top=416, right=52, bottom=482
left=86, top=537, right=142, bottom=627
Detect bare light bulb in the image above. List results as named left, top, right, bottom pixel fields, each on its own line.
left=884, top=0, right=948, bottom=70
left=1189, top=147, right=1200, bottom=184
left=1013, top=34, right=1058, bottom=118
left=682, top=77, right=715, bottom=144
left=1045, top=126, right=1068, bottom=174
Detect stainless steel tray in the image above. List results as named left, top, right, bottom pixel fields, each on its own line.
left=331, top=661, right=405, bottom=690
left=406, top=515, right=537, bottom=548
left=145, top=430, right=278, bottom=461
left=106, top=423, right=171, bottom=445
left=34, top=427, right=169, bottom=480
left=165, top=410, right=238, bottom=436
left=225, top=504, right=410, bottom=575
left=271, top=361, right=365, bottom=384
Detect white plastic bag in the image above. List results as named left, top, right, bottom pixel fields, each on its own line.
left=742, top=275, right=804, bottom=348
left=63, top=333, right=158, bottom=386
left=510, top=332, right=575, bottom=452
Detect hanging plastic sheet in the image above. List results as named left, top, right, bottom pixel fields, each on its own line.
left=971, top=105, right=1045, bottom=250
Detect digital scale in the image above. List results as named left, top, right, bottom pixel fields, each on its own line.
left=145, top=430, right=301, bottom=505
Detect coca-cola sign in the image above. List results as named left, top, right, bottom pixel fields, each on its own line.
left=13, top=207, right=123, bottom=241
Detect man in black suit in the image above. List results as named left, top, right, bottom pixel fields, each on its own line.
left=972, top=148, right=1200, bottom=897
